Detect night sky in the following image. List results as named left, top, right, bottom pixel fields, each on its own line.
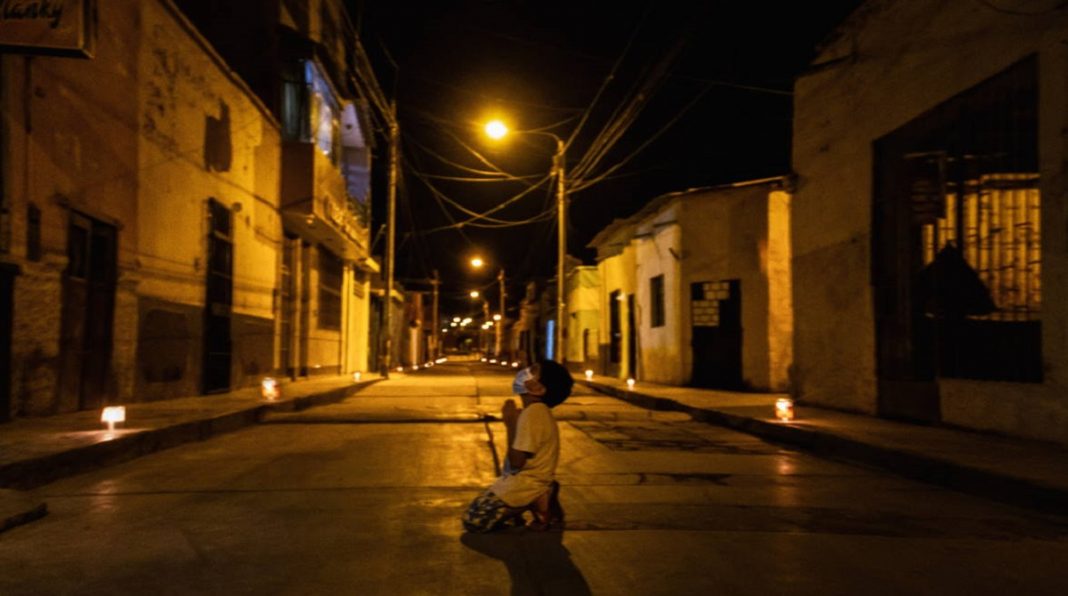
left=352, top=1, right=862, bottom=316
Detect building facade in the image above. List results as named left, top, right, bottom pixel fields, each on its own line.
left=0, top=0, right=379, bottom=420
left=176, top=0, right=377, bottom=381
left=1, top=0, right=283, bottom=414
left=589, top=219, right=639, bottom=380
left=589, top=179, right=793, bottom=390
left=792, top=0, right=1068, bottom=442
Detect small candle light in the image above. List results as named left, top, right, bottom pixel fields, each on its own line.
left=626, top=378, right=635, bottom=390
left=481, top=357, right=487, bottom=362
left=585, top=369, right=593, bottom=380
left=489, top=358, right=497, bottom=364
left=775, top=398, right=795, bottom=422
left=101, top=406, right=126, bottom=432
left=261, top=377, right=280, bottom=400
left=511, top=362, right=519, bottom=368
left=396, top=366, right=404, bottom=373
left=353, top=371, right=362, bottom=382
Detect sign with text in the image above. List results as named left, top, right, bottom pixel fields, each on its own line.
left=0, top=0, right=95, bottom=57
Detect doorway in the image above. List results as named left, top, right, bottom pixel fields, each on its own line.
left=608, top=290, right=621, bottom=376
left=690, top=279, right=742, bottom=389
left=59, top=212, right=117, bottom=410
left=626, top=294, right=637, bottom=378
left=202, top=200, right=233, bottom=394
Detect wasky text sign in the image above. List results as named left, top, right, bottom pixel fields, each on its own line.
left=0, top=0, right=95, bottom=57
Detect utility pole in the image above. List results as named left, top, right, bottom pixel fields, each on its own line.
left=496, top=268, right=505, bottom=358
left=431, top=270, right=440, bottom=359
left=554, top=138, right=567, bottom=364
left=383, top=102, right=398, bottom=376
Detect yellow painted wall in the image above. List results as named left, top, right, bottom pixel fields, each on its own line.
left=137, top=1, right=280, bottom=318
left=596, top=233, right=637, bottom=379
left=566, top=266, right=600, bottom=365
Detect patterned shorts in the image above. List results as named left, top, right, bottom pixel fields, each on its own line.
left=461, top=490, right=513, bottom=533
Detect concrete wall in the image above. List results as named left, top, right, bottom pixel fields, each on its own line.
left=345, top=267, right=371, bottom=374
left=596, top=237, right=637, bottom=379
left=634, top=206, right=685, bottom=385
left=792, top=0, right=1068, bottom=442
left=766, top=190, right=793, bottom=391
left=681, top=186, right=779, bottom=390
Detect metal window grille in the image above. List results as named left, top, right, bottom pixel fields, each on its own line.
left=921, top=172, right=1040, bottom=322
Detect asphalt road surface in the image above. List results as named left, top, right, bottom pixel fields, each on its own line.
left=1, top=363, right=1066, bottom=595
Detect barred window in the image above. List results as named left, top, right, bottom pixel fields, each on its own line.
left=921, top=173, right=1040, bottom=322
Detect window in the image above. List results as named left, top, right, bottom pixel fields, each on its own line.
left=874, top=55, right=1040, bottom=383
left=650, top=275, right=665, bottom=327
left=318, top=248, right=342, bottom=330
left=280, top=59, right=341, bottom=164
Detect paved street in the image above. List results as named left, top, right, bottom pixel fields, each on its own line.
left=1, top=363, right=1066, bottom=595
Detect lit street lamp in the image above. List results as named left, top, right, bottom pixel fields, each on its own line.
left=484, top=119, right=567, bottom=363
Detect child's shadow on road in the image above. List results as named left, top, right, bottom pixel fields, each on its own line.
left=461, top=531, right=592, bottom=595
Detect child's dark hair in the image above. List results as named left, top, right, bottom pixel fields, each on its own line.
left=537, top=359, right=574, bottom=407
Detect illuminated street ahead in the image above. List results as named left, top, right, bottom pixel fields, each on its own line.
left=1, top=363, right=1065, bottom=595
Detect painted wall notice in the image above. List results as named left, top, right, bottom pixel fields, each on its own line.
left=0, top=0, right=94, bottom=57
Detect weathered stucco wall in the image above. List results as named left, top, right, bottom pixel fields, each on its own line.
left=792, top=0, right=1068, bottom=441
left=136, top=0, right=281, bottom=397
left=682, top=186, right=776, bottom=390
left=596, top=233, right=637, bottom=379
left=634, top=206, right=684, bottom=385
left=766, top=190, right=793, bottom=391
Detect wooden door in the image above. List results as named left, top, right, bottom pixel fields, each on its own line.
left=202, top=200, right=233, bottom=394
left=60, top=213, right=117, bottom=410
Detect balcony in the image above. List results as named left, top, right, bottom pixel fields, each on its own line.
left=280, top=140, right=370, bottom=262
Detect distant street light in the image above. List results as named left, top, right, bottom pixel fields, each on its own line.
left=484, top=118, right=567, bottom=363
left=470, top=290, right=480, bottom=299
left=470, top=256, right=484, bottom=268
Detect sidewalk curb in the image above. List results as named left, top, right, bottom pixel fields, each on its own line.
left=580, top=379, right=1068, bottom=516
left=0, top=489, right=47, bottom=535
left=0, top=379, right=384, bottom=491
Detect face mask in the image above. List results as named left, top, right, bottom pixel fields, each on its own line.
left=512, top=367, right=532, bottom=395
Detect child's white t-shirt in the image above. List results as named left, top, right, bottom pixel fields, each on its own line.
left=490, top=402, right=559, bottom=507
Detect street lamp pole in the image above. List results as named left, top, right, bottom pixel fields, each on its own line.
left=431, top=269, right=440, bottom=359
left=496, top=268, right=505, bottom=358
left=482, top=121, right=567, bottom=364
left=553, top=137, right=566, bottom=365
left=383, top=101, right=399, bottom=377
